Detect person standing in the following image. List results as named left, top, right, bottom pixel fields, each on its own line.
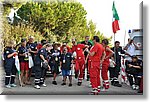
left=71, top=38, right=88, bottom=86
left=123, top=38, right=139, bottom=61
left=18, top=38, right=30, bottom=86
left=110, top=41, right=125, bottom=87
left=34, top=43, right=51, bottom=89
left=101, top=39, right=113, bottom=90
left=60, top=42, right=71, bottom=53
left=87, top=36, right=105, bottom=94
left=4, top=40, right=17, bottom=88
left=81, top=36, right=93, bottom=81
left=60, top=47, right=73, bottom=87
left=50, top=43, right=61, bottom=85
left=26, top=36, right=38, bottom=82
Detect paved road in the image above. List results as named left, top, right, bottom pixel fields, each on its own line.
left=1, top=72, right=142, bottom=95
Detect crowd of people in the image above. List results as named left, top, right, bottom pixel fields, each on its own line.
left=2, top=35, right=143, bottom=95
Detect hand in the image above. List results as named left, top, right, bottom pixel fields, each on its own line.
left=100, top=60, right=103, bottom=64
left=85, top=48, right=89, bottom=53
left=48, top=65, right=51, bottom=71
left=85, top=45, right=89, bottom=48
left=70, top=64, right=74, bottom=68
left=44, top=60, right=48, bottom=63
left=28, top=48, right=31, bottom=52
left=22, top=53, right=26, bottom=56
left=13, top=52, right=18, bottom=56
left=128, top=64, right=133, bottom=68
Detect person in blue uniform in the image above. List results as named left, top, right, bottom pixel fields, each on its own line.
left=34, top=43, right=51, bottom=89
left=26, top=36, right=38, bottom=82
left=4, top=40, right=17, bottom=88
left=18, top=38, right=30, bottom=86
left=50, top=43, right=61, bottom=85
left=60, top=47, right=73, bottom=87
left=126, top=55, right=143, bottom=90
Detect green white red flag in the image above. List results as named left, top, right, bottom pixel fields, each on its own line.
left=112, top=1, right=120, bottom=34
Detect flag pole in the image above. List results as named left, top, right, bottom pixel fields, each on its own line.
left=124, top=30, right=126, bottom=47
left=114, top=33, right=116, bottom=62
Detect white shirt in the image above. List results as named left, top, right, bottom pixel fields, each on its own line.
left=126, top=43, right=136, bottom=56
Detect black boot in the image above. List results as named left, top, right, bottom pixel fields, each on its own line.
left=77, top=82, right=82, bottom=86
left=52, top=81, right=57, bottom=85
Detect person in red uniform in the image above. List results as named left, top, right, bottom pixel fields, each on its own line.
left=71, top=38, right=88, bottom=86
left=60, top=42, right=71, bottom=53
left=101, top=39, right=113, bottom=90
left=86, top=36, right=106, bottom=95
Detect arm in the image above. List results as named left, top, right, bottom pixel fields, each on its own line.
left=105, top=47, right=114, bottom=59
left=88, top=51, right=95, bottom=56
left=123, top=44, right=130, bottom=50
left=7, top=52, right=17, bottom=58
left=101, top=51, right=106, bottom=63
left=128, top=64, right=141, bottom=69
left=40, top=54, right=47, bottom=62
left=133, top=41, right=139, bottom=50
left=29, top=47, right=38, bottom=54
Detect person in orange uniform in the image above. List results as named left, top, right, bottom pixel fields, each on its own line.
left=71, top=38, right=88, bottom=86
left=86, top=36, right=106, bottom=95
left=101, top=39, right=114, bottom=90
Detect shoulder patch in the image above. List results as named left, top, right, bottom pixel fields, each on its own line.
left=6, top=51, right=9, bottom=54
left=41, top=50, right=44, bottom=52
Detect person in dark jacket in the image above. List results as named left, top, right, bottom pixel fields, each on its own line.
left=126, top=55, right=143, bottom=90
left=50, top=43, right=61, bottom=85
left=81, top=36, right=93, bottom=81
left=18, top=38, right=30, bottom=86
left=4, top=40, right=17, bottom=88
left=34, top=43, right=51, bottom=89
left=60, top=47, right=73, bottom=87
left=110, top=41, right=125, bottom=87
left=26, top=36, right=38, bottom=82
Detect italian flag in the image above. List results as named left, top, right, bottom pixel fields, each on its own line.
left=112, top=1, right=120, bottom=34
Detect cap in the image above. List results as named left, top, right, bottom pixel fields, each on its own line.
left=21, top=38, right=26, bottom=42
left=41, top=39, right=47, bottom=45
left=29, top=36, right=34, bottom=39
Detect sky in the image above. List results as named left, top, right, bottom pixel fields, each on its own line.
left=8, top=0, right=143, bottom=46
left=77, top=0, right=142, bottom=46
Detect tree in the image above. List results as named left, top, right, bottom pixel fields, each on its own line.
left=2, top=0, right=112, bottom=47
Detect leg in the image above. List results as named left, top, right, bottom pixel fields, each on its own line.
left=68, top=75, right=72, bottom=87
left=52, top=71, right=58, bottom=85
left=101, top=64, right=109, bottom=89
left=112, top=65, right=122, bottom=87
left=34, top=65, right=42, bottom=89
left=24, top=62, right=30, bottom=85
left=86, top=60, right=90, bottom=81
left=89, top=62, right=98, bottom=94
left=78, top=60, right=84, bottom=86
left=40, top=67, right=46, bottom=85
left=75, top=60, right=79, bottom=79
left=28, top=68, right=32, bottom=81
left=10, top=64, right=17, bottom=85
left=20, top=70, right=25, bottom=86
left=4, top=67, right=11, bottom=88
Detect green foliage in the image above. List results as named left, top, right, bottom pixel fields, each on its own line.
left=2, top=18, right=44, bottom=48
left=2, top=0, right=112, bottom=48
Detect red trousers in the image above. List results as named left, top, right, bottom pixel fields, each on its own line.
left=89, top=61, right=100, bottom=89
left=20, top=62, right=29, bottom=71
left=101, top=63, right=109, bottom=80
left=75, top=58, right=85, bottom=81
